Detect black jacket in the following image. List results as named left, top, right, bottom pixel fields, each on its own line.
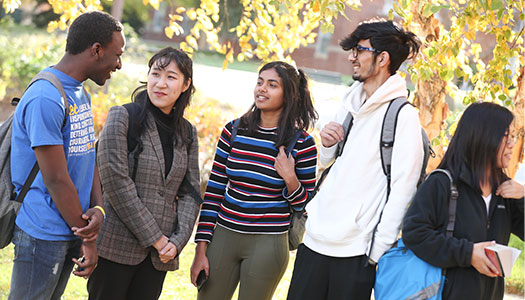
left=402, top=167, right=524, bottom=300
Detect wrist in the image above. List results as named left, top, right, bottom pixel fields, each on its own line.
left=93, top=205, right=106, bottom=220
left=196, top=241, right=208, bottom=254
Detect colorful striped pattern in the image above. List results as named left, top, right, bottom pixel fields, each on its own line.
left=195, top=121, right=317, bottom=243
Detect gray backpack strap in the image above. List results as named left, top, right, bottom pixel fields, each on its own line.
left=336, top=111, right=353, bottom=157
left=13, top=71, right=70, bottom=202
left=28, top=71, right=71, bottom=125
left=380, top=97, right=409, bottom=181
left=426, top=169, right=458, bottom=237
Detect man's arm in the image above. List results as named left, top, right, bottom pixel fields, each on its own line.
left=73, top=163, right=104, bottom=241
left=34, top=145, right=87, bottom=228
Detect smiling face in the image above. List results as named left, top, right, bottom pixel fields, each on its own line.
left=496, top=125, right=515, bottom=169
left=348, top=39, right=379, bottom=83
left=91, top=31, right=125, bottom=86
left=254, top=68, right=284, bottom=115
left=147, top=59, right=191, bottom=114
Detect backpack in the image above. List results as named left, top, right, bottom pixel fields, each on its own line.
left=338, top=97, right=434, bottom=189
left=0, top=71, right=70, bottom=249
left=229, top=119, right=304, bottom=250
left=123, top=102, right=202, bottom=204
left=336, top=97, right=435, bottom=261
left=374, top=169, right=458, bottom=300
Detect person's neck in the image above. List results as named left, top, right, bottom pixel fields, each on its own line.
left=54, top=53, right=88, bottom=83
left=363, top=71, right=391, bottom=100
left=259, top=110, right=281, bottom=128
left=480, top=170, right=492, bottom=197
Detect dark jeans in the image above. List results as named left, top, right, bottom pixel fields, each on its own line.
left=87, top=254, right=167, bottom=300
left=9, top=225, right=82, bottom=300
left=287, top=244, right=376, bottom=300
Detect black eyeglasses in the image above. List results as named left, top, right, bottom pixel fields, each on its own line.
left=350, top=45, right=379, bottom=58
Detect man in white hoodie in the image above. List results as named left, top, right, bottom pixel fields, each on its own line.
left=287, top=19, right=424, bottom=300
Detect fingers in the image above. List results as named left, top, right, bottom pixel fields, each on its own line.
left=320, top=122, right=344, bottom=147
left=471, top=241, right=498, bottom=277
left=496, top=180, right=525, bottom=199
left=72, top=255, right=97, bottom=278
left=159, top=242, right=177, bottom=263
left=190, top=254, right=209, bottom=286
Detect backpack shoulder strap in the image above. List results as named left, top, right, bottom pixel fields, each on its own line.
left=229, top=118, right=240, bottom=153
left=179, top=119, right=203, bottom=204
left=380, top=97, right=410, bottom=180
left=285, top=130, right=303, bottom=156
left=123, top=102, right=144, bottom=181
left=426, top=169, right=458, bottom=237
left=28, top=71, right=71, bottom=128
left=336, top=111, right=354, bottom=157
left=14, top=71, right=71, bottom=203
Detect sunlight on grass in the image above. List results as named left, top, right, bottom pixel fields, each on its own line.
left=0, top=242, right=297, bottom=299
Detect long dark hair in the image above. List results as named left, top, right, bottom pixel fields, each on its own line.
left=438, top=102, right=513, bottom=192
left=239, top=61, right=318, bottom=147
left=130, top=47, right=195, bottom=145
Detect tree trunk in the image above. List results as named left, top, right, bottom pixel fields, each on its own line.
left=408, top=4, right=449, bottom=171
left=507, top=64, right=524, bottom=178
left=111, top=0, right=125, bottom=21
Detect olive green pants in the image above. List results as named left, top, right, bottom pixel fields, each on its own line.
left=197, top=225, right=289, bottom=300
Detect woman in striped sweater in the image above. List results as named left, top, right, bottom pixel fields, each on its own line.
left=190, top=61, right=318, bottom=300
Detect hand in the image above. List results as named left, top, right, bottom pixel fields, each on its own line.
left=71, top=207, right=104, bottom=242
left=73, top=241, right=98, bottom=278
left=496, top=179, right=525, bottom=199
left=190, top=242, right=209, bottom=286
left=153, top=235, right=169, bottom=252
left=158, top=242, right=177, bottom=263
left=320, top=122, right=344, bottom=148
left=471, top=241, right=499, bottom=277
left=275, top=146, right=300, bottom=195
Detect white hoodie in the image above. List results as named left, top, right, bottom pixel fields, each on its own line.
left=304, top=74, right=424, bottom=261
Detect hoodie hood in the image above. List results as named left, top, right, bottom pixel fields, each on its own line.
left=342, top=73, right=408, bottom=118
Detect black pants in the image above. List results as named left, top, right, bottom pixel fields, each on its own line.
left=87, top=255, right=167, bottom=300
left=287, top=244, right=376, bottom=300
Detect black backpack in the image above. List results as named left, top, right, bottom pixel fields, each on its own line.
left=123, top=102, right=202, bottom=204
left=0, top=71, right=71, bottom=249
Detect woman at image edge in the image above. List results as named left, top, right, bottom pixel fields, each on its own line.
left=403, top=102, right=524, bottom=300
left=87, top=47, right=200, bottom=300
left=190, top=61, right=318, bottom=300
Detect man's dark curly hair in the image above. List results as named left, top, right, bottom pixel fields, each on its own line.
left=66, top=11, right=123, bottom=55
left=340, top=19, right=420, bottom=75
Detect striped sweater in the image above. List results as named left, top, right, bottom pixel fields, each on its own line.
left=195, top=120, right=318, bottom=243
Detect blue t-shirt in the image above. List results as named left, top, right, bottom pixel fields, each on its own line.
left=11, top=67, right=96, bottom=241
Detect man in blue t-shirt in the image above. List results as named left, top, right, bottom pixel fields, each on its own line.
left=9, top=11, right=125, bottom=300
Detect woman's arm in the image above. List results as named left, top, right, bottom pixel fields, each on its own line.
left=169, top=124, right=201, bottom=256
left=402, top=173, right=474, bottom=269
left=194, top=121, right=233, bottom=243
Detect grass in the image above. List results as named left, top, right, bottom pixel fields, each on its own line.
left=0, top=241, right=297, bottom=299
left=1, top=235, right=523, bottom=299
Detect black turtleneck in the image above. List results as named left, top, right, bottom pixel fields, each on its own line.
left=149, top=103, right=175, bottom=178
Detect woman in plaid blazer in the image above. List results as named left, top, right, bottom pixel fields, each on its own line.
left=87, top=47, right=201, bottom=300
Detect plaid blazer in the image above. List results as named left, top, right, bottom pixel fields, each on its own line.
left=96, top=105, right=200, bottom=271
